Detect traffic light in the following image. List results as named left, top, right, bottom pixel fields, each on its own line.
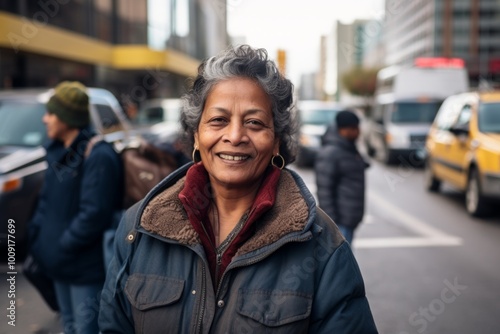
left=277, top=49, right=286, bottom=75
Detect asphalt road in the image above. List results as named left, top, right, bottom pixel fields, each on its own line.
left=1, top=159, right=499, bottom=333
left=291, top=159, right=500, bottom=334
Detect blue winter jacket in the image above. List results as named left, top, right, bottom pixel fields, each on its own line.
left=99, top=163, right=378, bottom=333
left=29, top=127, right=123, bottom=284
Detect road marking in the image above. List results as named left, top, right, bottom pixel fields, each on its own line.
left=354, top=237, right=462, bottom=249
left=353, top=191, right=463, bottom=249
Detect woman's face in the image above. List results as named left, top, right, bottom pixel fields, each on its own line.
left=194, top=77, right=279, bottom=190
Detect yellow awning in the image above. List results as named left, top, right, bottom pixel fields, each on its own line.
left=0, top=11, right=200, bottom=77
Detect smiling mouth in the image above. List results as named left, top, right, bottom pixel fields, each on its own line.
left=218, top=153, right=250, bottom=161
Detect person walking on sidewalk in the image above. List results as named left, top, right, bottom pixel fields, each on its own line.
left=28, top=81, right=123, bottom=334
left=315, top=110, right=370, bottom=245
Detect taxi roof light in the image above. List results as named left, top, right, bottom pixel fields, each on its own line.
left=415, top=57, right=465, bottom=69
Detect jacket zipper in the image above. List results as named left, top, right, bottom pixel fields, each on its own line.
left=213, top=209, right=250, bottom=286
left=215, top=233, right=312, bottom=297
left=215, top=252, right=222, bottom=283
left=195, top=262, right=207, bottom=334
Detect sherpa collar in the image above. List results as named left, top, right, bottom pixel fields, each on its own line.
left=140, top=165, right=309, bottom=256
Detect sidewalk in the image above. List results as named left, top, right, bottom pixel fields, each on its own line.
left=1, top=264, right=63, bottom=334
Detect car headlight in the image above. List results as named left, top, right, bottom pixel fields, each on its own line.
left=385, top=130, right=409, bottom=148
left=300, top=134, right=321, bottom=148
left=0, top=176, right=23, bottom=194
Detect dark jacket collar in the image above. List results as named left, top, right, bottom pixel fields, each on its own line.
left=45, top=126, right=96, bottom=163
left=177, top=163, right=280, bottom=248
left=139, top=164, right=310, bottom=256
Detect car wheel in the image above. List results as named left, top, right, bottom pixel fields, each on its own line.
left=465, top=168, right=492, bottom=217
left=424, top=159, right=441, bottom=192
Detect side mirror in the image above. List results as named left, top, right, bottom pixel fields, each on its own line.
left=449, top=125, right=469, bottom=136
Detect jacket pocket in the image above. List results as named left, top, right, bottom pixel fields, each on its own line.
left=234, top=289, right=312, bottom=333
left=125, top=274, right=185, bottom=333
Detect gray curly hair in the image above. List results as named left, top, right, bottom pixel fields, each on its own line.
left=180, top=44, right=298, bottom=165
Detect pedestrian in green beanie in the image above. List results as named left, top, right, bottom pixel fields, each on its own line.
left=46, top=81, right=90, bottom=129
left=32, top=81, right=124, bottom=334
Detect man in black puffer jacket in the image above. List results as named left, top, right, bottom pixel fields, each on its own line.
left=315, top=110, right=370, bottom=244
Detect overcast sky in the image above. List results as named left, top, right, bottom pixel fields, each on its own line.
left=227, top=0, right=385, bottom=87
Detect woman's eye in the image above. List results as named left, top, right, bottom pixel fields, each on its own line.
left=209, top=117, right=227, bottom=124
left=246, top=120, right=265, bottom=128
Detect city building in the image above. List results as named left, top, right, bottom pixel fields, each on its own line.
left=362, top=19, right=385, bottom=69
left=0, top=0, right=228, bottom=107
left=384, top=0, right=500, bottom=87
left=298, top=72, right=321, bottom=101
left=316, top=35, right=328, bottom=100
left=335, top=19, right=369, bottom=103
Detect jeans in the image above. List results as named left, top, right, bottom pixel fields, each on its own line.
left=337, top=224, right=355, bottom=245
left=54, top=281, right=102, bottom=334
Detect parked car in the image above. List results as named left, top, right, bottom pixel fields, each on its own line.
left=133, top=98, right=182, bottom=144
left=0, top=87, right=132, bottom=256
left=295, top=100, right=345, bottom=167
left=424, top=90, right=500, bottom=217
left=133, top=98, right=190, bottom=165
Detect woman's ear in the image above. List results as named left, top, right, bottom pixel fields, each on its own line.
left=194, top=132, right=199, bottom=149
left=273, top=139, right=280, bottom=155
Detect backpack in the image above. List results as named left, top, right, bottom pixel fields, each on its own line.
left=85, top=136, right=178, bottom=209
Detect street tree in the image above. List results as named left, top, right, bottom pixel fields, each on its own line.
left=341, top=67, right=380, bottom=112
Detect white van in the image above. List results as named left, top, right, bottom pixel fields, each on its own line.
left=364, top=58, right=469, bottom=164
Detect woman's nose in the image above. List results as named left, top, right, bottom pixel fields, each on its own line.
left=224, top=122, right=248, bottom=145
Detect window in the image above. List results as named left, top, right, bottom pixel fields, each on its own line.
left=455, top=105, right=472, bottom=128
left=391, top=102, right=442, bottom=124
left=137, top=107, right=164, bottom=125
left=148, top=0, right=171, bottom=49
left=27, top=0, right=88, bottom=36
left=0, top=1, right=18, bottom=14
left=174, top=0, right=190, bottom=37
left=478, top=102, right=500, bottom=133
left=94, top=104, right=123, bottom=134
left=0, top=101, right=47, bottom=147
left=93, top=0, right=113, bottom=42
left=117, top=0, right=147, bottom=44
left=299, top=109, right=337, bottom=126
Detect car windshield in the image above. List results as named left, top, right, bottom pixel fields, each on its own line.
left=0, top=101, right=47, bottom=147
left=136, top=107, right=181, bottom=125
left=391, top=102, right=442, bottom=123
left=300, top=109, right=337, bottom=125
left=478, top=102, right=500, bottom=133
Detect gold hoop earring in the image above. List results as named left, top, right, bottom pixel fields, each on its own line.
left=271, top=154, right=285, bottom=170
left=192, top=147, right=200, bottom=162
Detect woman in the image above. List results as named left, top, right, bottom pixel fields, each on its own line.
left=99, top=45, right=378, bottom=333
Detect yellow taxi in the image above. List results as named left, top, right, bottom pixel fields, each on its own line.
left=424, top=90, right=500, bottom=217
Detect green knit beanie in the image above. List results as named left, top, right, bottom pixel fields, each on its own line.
left=46, top=81, right=90, bottom=128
